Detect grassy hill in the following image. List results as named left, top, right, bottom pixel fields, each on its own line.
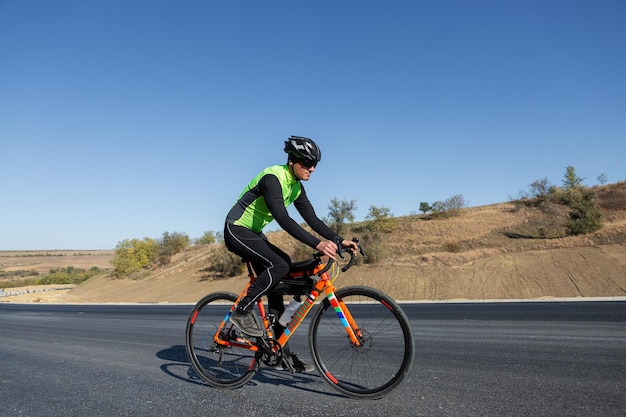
left=4, top=182, right=626, bottom=303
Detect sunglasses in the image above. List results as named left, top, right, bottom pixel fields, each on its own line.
left=297, top=159, right=317, bottom=169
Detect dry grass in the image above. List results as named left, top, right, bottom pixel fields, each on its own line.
left=595, top=181, right=626, bottom=211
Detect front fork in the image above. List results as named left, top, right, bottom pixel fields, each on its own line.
left=325, top=287, right=363, bottom=346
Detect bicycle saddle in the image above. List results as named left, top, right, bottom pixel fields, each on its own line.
left=289, top=258, right=320, bottom=276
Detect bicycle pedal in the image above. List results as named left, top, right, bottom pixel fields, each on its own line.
left=280, top=358, right=295, bottom=373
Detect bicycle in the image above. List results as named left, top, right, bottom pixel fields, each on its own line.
left=185, top=238, right=414, bottom=399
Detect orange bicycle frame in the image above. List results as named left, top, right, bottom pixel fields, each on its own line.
left=212, top=259, right=363, bottom=352
left=277, top=263, right=362, bottom=348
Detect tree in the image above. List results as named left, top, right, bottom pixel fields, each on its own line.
left=195, top=230, right=220, bottom=245
left=112, top=238, right=159, bottom=277
left=431, top=194, right=468, bottom=218
left=566, top=187, right=603, bottom=235
left=597, top=173, right=608, bottom=185
left=529, top=177, right=551, bottom=199
left=365, top=205, right=396, bottom=232
left=419, top=202, right=432, bottom=214
left=560, top=166, right=587, bottom=206
left=158, top=231, right=190, bottom=264
left=562, top=165, right=584, bottom=191
left=527, top=177, right=553, bottom=205
left=554, top=166, right=603, bottom=235
left=327, top=197, right=357, bottom=235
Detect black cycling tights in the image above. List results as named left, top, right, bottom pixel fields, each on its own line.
left=224, top=223, right=291, bottom=314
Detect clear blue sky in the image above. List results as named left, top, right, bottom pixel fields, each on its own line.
left=1, top=0, right=625, bottom=250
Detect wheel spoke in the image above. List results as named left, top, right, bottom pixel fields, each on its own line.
left=309, top=286, right=414, bottom=399
left=185, top=292, right=259, bottom=388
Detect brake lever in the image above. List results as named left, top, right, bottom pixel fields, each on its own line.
left=353, top=237, right=367, bottom=258
left=335, top=236, right=345, bottom=259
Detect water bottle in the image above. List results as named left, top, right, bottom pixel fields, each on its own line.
left=278, top=296, right=303, bottom=326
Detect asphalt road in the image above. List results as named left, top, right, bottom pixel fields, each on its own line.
left=1, top=301, right=624, bottom=417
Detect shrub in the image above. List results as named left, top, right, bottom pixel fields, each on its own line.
left=365, top=205, right=397, bottom=232
left=0, top=269, right=39, bottom=279
left=444, top=241, right=462, bottom=253
left=205, top=245, right=244, bottom=278
left=158, top=231, right=190, bottom=265
left=355, top=230, right=387, bottom=265
left=35, top=266, right=101, bottom=285
left=430, top=194, right=468, bottom=218
left=566, top=187, right=603, bottom=235
left=529, top=177, right=553, bottom=204
left=195, top=230, right=221, bottom=245
left=112, top=238, right=159, bottom=277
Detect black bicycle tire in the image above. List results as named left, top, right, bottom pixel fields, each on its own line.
left=185, top=291, right=259, bottom=388
left=308, top=286, right=414, bottom=399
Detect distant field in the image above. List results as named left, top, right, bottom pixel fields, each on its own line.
left=0, top=250, right=114, bottom=273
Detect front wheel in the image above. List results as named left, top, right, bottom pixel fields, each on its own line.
left=308, top=286, right=414, bottom=399
left=185, top=291, right=259, bottom=388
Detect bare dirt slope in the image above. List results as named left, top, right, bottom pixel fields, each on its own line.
left=54, top=244, right=625, bottom=304
left=3, top=183, right=626, bottom=304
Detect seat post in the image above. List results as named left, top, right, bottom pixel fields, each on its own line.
left=244, top=260, right=255, bottom=279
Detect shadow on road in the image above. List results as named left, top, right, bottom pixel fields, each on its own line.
left=155, top=345, right=342, bottom=398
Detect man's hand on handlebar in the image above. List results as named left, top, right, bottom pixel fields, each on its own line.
left=314, top=237, right=364, bottom=275
left=316, top=238, right=360, bottom=260
left=316, top=240, right=339, bottom=259
left=341, top=239, right=359, bottom=255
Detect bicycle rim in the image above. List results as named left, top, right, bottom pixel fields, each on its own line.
left=185, top=291, right=259, bottom=388
left=309, top=286, right=414, bottom=399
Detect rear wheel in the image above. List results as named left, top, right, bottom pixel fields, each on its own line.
left=185, top=291, right=259, bottom=388
left=308, top=286, right=414, bottom=399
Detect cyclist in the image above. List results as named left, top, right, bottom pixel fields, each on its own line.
left=224, top=135, right=358, bottom=372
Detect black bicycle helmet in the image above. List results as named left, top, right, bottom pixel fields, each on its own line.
left=283, top=136, right=322, bottom=163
